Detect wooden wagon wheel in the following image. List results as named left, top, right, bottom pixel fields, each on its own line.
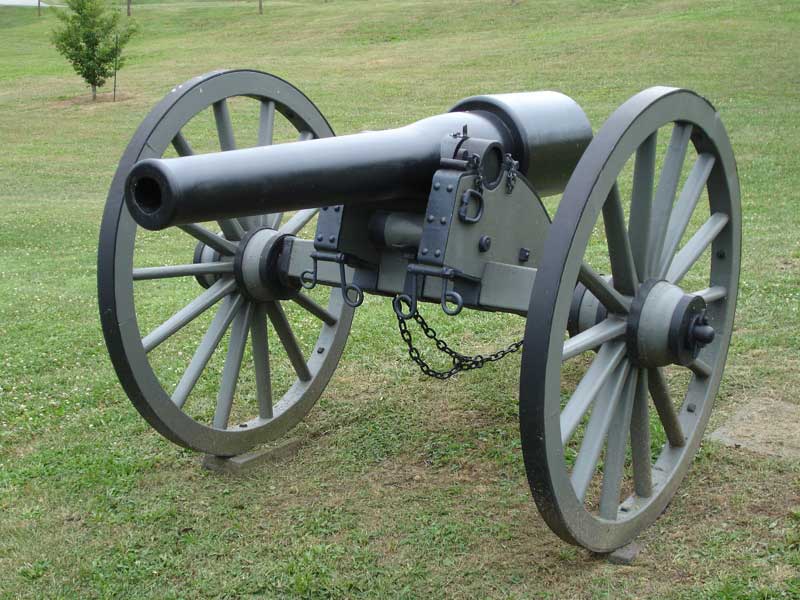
left=520, top=87, right=740, bottom=551
left=98, top=70, right=353, bottom=457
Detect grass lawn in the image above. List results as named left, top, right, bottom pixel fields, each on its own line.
left=0, top=0, right=799, bottom=597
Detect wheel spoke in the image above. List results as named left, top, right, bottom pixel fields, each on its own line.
left=571, top=360, right=631, bottom=502
left=133, top=262, right=233, bottom=281
left=266, top=213, right=283, bottom=229
left=213, top=302, right=254, bottom=429
left=688, top=357, right=712, bottom=378
left=172, top=294, right=244, bottom=408
left=178, top=224, right=238, bottom=256
left=279, top=209, right=318, bottom=236
left=293, top=292, right=337, bottom=326
left=142, top=278, right=236, bottom=352
left=628, top=131, right=657, bottom=280
left=213, top=99, right=237, bottom=151
left=656, top=153, right=716, bottom=278
left=172, top=131, right=194, bottom=157
left=264, top=301, right=312, bottom=382
left=630, top=369, right=653, bottom=497
left=562, top=317, right=626, bottom=361
left=218, top=218, right=245, bottom=241
left=602, top=184, right=638, bottom=295
left=297, top=130, right=314, bottom=141
left=694, top=285, right=727, bottom=303
left=578, top=263, right=630, bottom=315
left=648, top=367, right=685, bottom=447
left=666, top=213, right=729, bottom=284
left=258, top=100, right=275, bottom=146
left=646, top=122, right=692, bottom=278
left=561, top=341, right=627, bottom=445
left=251, top=303, right=273, bottom=419
left=599, top=369, right=638, bottom=519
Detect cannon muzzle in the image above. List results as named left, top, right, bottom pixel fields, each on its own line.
left=125, top=92, right=591, bottom=231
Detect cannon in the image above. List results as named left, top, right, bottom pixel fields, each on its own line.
left=99, top=70, right=740, bottom=552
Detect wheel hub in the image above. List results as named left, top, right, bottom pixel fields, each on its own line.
left=233, top=227, right=299, bottom=301
left=626, top=279, right=715, bottom=368
left=192, top=241, right=223, bottom=289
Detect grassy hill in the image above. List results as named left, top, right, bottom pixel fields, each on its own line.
left=0, top=1, right=798, bottom=597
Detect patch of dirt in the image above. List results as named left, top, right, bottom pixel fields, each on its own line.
left=709, top=397, right=800, bottom=459
left=51, top=92, right=135, bottom=108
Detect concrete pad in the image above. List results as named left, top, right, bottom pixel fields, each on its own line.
left=202, top=438, right=304, bottom=475
left=607, top=541, right=641, bottom=565
left=709, top=398, right=800, bottom=459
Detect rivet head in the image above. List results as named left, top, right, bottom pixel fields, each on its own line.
left=316, top=234, right=323, bottom=242
left=434, top=249, right=441, bottom=257
left=322, top=206, right=328, bottom=211
left=427, top=215, right=434, bottom=223
left=421, top=248, right=429, bottom=255
left=433, top=182, right=441, bottom=190
left=446, top=184, right=454, bottom=192
left=334, top=206, right=341, bottom=212
left=478, top=235, right=492, bottom=252
left=329, top=235, right=336, bottom=243
left=687, top=403, right=697, bottom=413
left=317, top=347, right=325, bottom=354
left=518, top=247, right=531, bottom=262
left=716, top=249, right=726, bottom=259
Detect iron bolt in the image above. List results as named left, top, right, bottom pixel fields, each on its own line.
left=518, top=247, right=531, bottom=262
left=427, top=215, right=434, bottom=223
left=478, top=235, right=492, bottom=252
left=433, top=182, right=441, bottom=190
left=421, top=248, right=428, bottom=255
left=434, top=249, right=441, bottom=257
left=446, top=184, right=453, bottom=192
left=440, top=217, right=447, bottom=225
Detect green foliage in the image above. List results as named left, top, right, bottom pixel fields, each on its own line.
left=50, top=0, right=136, bottom=99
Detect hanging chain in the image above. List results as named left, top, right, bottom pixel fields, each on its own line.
left=396, top=305, right=524, bottom=380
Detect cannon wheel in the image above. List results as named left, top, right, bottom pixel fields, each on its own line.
left=99, top=69, right=354, bottom=457
left=520, top=87, right=740, bottom=552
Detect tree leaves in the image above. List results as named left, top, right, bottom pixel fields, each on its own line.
left=51, top=0, right=137, bottom=99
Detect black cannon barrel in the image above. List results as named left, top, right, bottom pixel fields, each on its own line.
left=125, top=92, right=591, bottom=231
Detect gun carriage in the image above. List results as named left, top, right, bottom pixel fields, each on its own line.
left=99, top=70, right=740, bottom=551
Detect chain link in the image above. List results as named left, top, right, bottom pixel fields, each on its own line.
left=396, top=305, right=524, bottom=380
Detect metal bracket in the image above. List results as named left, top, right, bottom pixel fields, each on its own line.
left=393, top=263, right=480, bottom=318
left=458, top=188, right=484, bottom=224
left=300, top=250, right=368, bottom=308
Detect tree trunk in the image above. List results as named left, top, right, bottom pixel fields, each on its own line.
left=92, top=85, right=97, bottom=101
left=258, top=0, right=262, bottom=14
left=127, top=0, right=131, bottom=16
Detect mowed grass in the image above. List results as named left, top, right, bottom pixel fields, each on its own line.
left=1, top=0, right=799, bottom=598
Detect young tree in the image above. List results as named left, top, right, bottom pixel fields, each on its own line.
left=51, top=0, right=137, bottom=101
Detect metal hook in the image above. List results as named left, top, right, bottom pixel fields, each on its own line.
left=440, top=281, right=463, bottom=316
left=338, top=261, right=364, bottom=308
left=300, top=257, right=318, bottom=290
left=393, top=273, right=419, bottom=319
